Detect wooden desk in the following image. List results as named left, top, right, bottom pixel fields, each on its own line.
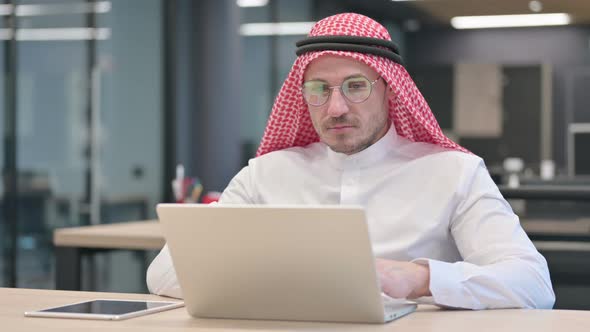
left=3, top=287, right=589, bottom=332
left=54, top=220, right=162, bottom=250
left=53, top=220, right=162, bottom=291
left=52, top=218, right=590, bottom=251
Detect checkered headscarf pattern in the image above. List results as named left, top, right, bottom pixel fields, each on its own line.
left=256, top=13, right=468, bottom=156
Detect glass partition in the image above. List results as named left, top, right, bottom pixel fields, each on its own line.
left=0, top=0, right=163, bottom=292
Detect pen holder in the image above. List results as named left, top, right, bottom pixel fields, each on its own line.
left=172, top=176, right=203, bottom=203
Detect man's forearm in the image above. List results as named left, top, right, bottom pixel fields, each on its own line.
left=423, top=257, right=555, bottom=309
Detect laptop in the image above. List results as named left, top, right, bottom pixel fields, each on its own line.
left=156, top=203, right=417, bottom=323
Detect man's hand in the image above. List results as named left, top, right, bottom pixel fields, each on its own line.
left=375, top=258, right=431, bottom=299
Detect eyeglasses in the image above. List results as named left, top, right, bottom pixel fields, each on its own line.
left=302, top=75, right=381, bottom=107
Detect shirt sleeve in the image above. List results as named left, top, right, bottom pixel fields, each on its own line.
left=217, top=166, right=256, bottom=204
left=145, top=166, right=255, bottom=298
left=415, top=161, right=555, bottom=310
left=146, top=244, right=183, bottom=298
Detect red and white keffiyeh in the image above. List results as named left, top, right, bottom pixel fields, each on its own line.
left=256, top=13, right=468, bottom=157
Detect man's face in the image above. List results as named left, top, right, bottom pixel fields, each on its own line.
left=303, top=55, right=391, bottom=155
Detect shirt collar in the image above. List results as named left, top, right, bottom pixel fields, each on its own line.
left=325, top=124, right=398, bottom=170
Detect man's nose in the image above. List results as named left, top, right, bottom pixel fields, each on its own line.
left=325, top=88, right=349, bottom=117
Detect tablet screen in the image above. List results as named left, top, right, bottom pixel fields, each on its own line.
left=41, top=300, right=174, bottom=315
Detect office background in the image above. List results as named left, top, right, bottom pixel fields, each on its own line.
left=1, top=0, right=589, bottom=309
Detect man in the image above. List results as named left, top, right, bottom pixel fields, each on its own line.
left=147, top=13, right=555, bottom=309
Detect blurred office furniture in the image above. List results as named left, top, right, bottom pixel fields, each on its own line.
left=53, top=220, right=162, bottom=291
left=565, top=67, right=590, bottom=175
left=499, top=183, right=590, bottom=310
left=500, top=184, right=590, bottom=204
left=52, top=194, right=151, bottom=292
left=3, top=287, right=590, bottom=331
left=411, top=64, right=550, bottom=173
left=1, top=171, right=52, bottom=244
left=0, top=171, right=53, bottom=288
left=567, top=123, right=590, bottom=176
left=0, top=169, right=151, bottom=289
left=53, top=194, right=150, bottom=227
left=453, top=64, right=502, bottom=138
left=502, top=158, right=524, bottom=188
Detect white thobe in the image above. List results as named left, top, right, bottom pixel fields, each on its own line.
left=146, top=126, right=555, bottom=309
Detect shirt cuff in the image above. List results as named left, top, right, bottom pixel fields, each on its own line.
left=411, top=258, right=468, bottom=309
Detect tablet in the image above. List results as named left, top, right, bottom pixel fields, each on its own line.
left=24, top=299, right=184, bottom=321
